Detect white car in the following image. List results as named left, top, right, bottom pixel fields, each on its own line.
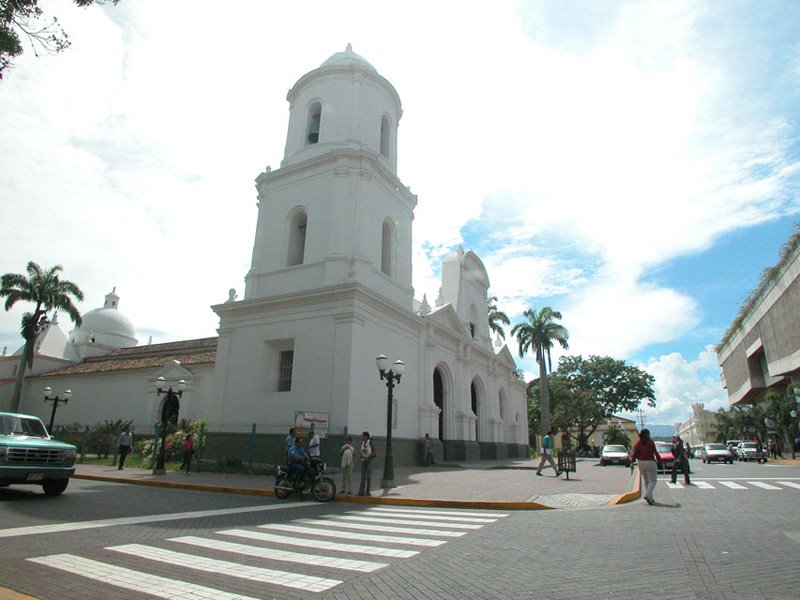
left=700, top=443, right=733, bottom=464
left=600, top=444, right=631, bottom=467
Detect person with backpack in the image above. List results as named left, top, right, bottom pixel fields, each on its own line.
left=358, top=431, right=376, bottom=496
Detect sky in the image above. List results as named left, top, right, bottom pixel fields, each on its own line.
left=1, top=0, right=798, bottom=428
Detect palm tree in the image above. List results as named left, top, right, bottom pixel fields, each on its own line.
left=488, top=296, right=511, bottom=340
left=510, top=306, right=569, bottom=436
left=1, top=262, right=84, bottom=412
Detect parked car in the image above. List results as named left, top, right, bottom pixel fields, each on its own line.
left=699, top=443, right=733, bottom=464
left=655, top=441, right=675, bottom=472
left=600, top=444, right=631, bottom=467
left=0, top=412, right=77, bottom=496
left=736, top=441, right=767, bottom=463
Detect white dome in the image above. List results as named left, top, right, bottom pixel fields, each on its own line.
left=74, top=308, right=136, bottom=342
left=320, top=44, right=375, bottom=71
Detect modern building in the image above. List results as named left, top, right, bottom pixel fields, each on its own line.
left=716, top=226, right=800, bottom=405
left=2, top=46, right=529, bottom=466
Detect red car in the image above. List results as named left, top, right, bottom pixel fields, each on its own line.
left=655, top=442, right=675, bottom=473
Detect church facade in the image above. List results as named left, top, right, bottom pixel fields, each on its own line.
left=3, top=47, right=528, bottom=466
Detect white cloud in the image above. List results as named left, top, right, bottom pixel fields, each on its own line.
left=639, top=345, right=728, bottom=424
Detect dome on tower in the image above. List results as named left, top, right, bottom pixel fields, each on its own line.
left=69, top=288, right=138, bottom=359
left=320, top=44, right=375, bottom=71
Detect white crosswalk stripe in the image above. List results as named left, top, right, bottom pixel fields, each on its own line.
left=293, top=518, right=467, bottom=537
left=169, top=535, right=389, bottom=572
left=260, top=522, right=450, bottom=546
left=28, top=554, right=263, bottom=600
left=747, top=481, right=782, bottom=489
left=27, top=506, right=502, bottom=597
left=694, top=481, right=715, bottom=489
left=362, top=507, right=502, bottom=522
left=219, top=528, right=420, bottom=557
left=331, top=514, right=483, bottom=529
left=778, top=481, right=800, bottom=490
left=719, top=481, right=747, bottom=489
left=109, top=543, right=343, bottom=592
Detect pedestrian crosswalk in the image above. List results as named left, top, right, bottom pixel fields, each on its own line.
left=26, top=505, right=508, bottom=598
left=664, top=479, right=800, bottom=491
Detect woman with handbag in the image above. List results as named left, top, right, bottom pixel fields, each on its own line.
left=631, top=428, right=662, bottom=505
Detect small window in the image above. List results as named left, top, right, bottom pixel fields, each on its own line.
left=381, top=221, right=393, bottom=276
left=278, top=351, right=294, bottom=392
left=287, top=211, right=307, bottom=267
left=306, top=102, right=321, bottom=144
left=469, top=323, right=476, bottom=339
left=380, top=115, right=390, bottom=157
left=12, top=365, right=17, bottom=376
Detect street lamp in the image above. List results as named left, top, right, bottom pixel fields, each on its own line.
left=376, top=354, right=404, bottom=489
left=42, top=387, right=72, bottom=433
left=153, top=377, right=185, bottom=475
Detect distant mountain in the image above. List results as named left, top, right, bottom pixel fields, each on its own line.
left=646, top=424, right=675, bottom=439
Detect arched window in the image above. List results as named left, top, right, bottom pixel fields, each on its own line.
left=381, top=220, right=394, bottom=276
left=306, top=102, right=321, bottom=145
left=287, top=211, right=307, bottom=267
left=469, top=303, right=479, bottom=340
left=380, top=115, right=390, bottom=157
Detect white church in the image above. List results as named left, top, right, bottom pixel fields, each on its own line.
left=1, top=46, right=529, bottom=466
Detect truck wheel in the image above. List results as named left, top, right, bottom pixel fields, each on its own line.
left=42, top=479, right=69, bottom=496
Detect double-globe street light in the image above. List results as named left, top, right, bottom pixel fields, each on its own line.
left=42, top=387, right=72, bottom=433
left=376, top=354, right=404, bottom=489
left=153, top=377, right=185, bottom=475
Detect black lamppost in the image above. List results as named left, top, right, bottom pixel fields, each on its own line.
left=153, top=376, right=185, bottom=475
left=43, top=387, right=72, bottom=433
left=376, top=354, right=404, bottom=489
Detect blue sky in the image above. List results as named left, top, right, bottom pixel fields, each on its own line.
left=0, top=1, right=798, bottom=428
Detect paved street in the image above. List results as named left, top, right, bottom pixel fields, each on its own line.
left=0, top=459, right=799, bottom=599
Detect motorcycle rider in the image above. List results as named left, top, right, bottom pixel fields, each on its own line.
left=288, top=437, right=308, bottom=488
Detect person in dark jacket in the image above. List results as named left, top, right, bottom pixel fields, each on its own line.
left=671, top=434, right=690, bottom=485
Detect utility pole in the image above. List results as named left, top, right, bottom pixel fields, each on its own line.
left=637, top=408, right=646, bottom=431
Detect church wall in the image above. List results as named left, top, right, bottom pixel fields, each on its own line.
left=17, top=365, right=215, bottom=434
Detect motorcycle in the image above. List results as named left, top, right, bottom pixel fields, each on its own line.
left=274, top=456, right=336, bottom=502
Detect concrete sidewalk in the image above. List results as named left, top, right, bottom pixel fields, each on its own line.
left=74, top=457, right=639, bottom=510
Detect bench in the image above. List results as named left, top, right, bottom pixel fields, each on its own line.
left=557, top=449, right=576, bottom=479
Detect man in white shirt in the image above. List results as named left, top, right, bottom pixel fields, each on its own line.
left=308, top=429, right=321, bottom=458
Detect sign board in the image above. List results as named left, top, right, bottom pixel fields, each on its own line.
left=294, top=411, right=329, bottom=438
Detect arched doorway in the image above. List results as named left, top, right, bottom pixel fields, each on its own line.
left=471, top=381, right=479, bottom=441
left=433, top=368, right=444, bottom=441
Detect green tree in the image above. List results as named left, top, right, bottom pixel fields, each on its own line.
left=1, top=261, right=83, bottom=412
left=530, top=355, right=656, bottom=449
left=765, top=386, right=799, bottom=458
left=0, top=0, right=120, bottom=80
left=603, top=423, right=630, bottom=448
left=511, top=306, right=569, bottom=436
left=487, top=296, right=510, bottom=340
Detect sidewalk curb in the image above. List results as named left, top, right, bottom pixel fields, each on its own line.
left=609, top=466, right=640, bottom=505
left=74, top=472, right=554, bottom=510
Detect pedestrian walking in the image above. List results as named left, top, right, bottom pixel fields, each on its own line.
left=358, top=431, right=376, bottom=496
left=670, top=434, right=690, bottom=485
left=308, top=428, right=321, bottom=458
left=631, top=428, right=663, bottom=505
left=421, top=433, right=435, bottom=466
left=180, top=434, right=194, bottom=473
left=117, top=426, right=133, bottom=470
left=536, top=430, right=560, bottom=477
left=340, top=436, right=354, bottom=494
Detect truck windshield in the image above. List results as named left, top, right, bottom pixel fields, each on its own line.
left=0, top=415, right=49, bottom=438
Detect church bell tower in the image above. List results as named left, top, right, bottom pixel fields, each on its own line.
left=244, top=44, right=416, bottom=309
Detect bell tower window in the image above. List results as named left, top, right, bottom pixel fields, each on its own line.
left=306, top=102, right=321, bottom=144
left=380, top=115, right=390, bottom=157
left=381, top=219, right=394, bottom=276
left=287, top=211, right=308, bottom=267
